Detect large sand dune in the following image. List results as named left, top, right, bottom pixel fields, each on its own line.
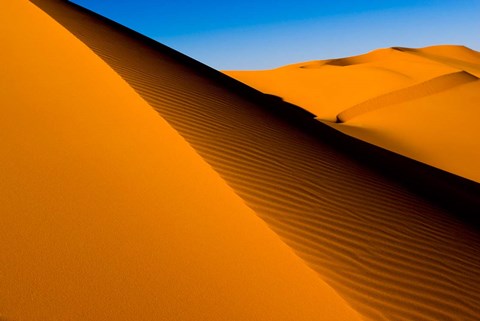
left=226, top=45, right=480, bottom=181
left=2, top=1, right=480, bottom=321
left=0, top=1, right=362, bottom=320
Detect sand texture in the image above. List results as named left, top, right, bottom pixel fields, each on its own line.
left=2, top=1, right=480, bottom=321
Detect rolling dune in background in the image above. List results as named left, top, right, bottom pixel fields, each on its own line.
left=226, top=47, right=460, bottom=121
left=2, top=1, right=480, bottom=321
left=226, top=45, right=480, bottom=182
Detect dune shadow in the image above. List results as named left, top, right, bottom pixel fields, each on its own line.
left=258, top=94, right=316, bottom=119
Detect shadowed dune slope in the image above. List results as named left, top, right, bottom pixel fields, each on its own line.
left=29, top=1, right=480, bottom=321
left=226, top=45, right=480, bottom=181
left=0, top=1, right=367, bottom=321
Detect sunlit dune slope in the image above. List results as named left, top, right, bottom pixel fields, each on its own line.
left=225, top=45, right=480, bottom=181
left=0, top=1, right=365, bottom=321
left=25, top=1, right=480, bottom=321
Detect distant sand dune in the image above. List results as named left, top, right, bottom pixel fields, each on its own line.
left=325, top=48, right=407, bottom=67
left=297, top=48, right=416, bottom=68
left=226, top=48, right=458, bottom=122
left=336, top=71, right=478, bottom=122
left=226, top=45, right=480, bottom=181
left=29, top=1, right=480, bottom=321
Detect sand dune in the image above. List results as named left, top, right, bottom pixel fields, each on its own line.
left=2, top=1, right=480, bottom=321
left=24, top=1, right=480, bottom=321
left=226, top=47, right=459, bottom=121
left=0, top=1, right=363, bottom=320
left=226, top=45, right=480, bottom=182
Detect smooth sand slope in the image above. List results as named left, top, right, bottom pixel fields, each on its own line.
left=226, top=45, right=480, bottom=182
left=0, top=1, right=364, bottom=321
left=2, top=1, right=480, bottom=321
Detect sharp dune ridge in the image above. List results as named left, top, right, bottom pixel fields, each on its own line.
left=25, top=1, right=480, bottom=321
left=5, top=1, right=374, bottom=320
left=30, top=0, right=480, bottom=219
left=336, top=70, right=478, bottom=122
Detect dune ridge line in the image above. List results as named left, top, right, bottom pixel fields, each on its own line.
left=336, top=71, right=478, bottom=122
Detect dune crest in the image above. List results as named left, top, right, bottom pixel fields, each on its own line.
left=0, top=1, right=365, bottom=320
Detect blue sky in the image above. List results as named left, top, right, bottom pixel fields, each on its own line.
left=71, top=0, right=480, bottom=70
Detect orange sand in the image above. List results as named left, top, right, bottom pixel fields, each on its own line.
left=226, top=45, right=480, bottom=182
left=2, top=1, right=480, bottom=321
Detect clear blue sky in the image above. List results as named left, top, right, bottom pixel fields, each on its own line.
left=71, top=0, right=480, bottom=70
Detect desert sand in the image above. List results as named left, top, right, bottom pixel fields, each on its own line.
left=1, top=1, right=480, bottom=321
left=226, top=45, right=480, bottom=182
